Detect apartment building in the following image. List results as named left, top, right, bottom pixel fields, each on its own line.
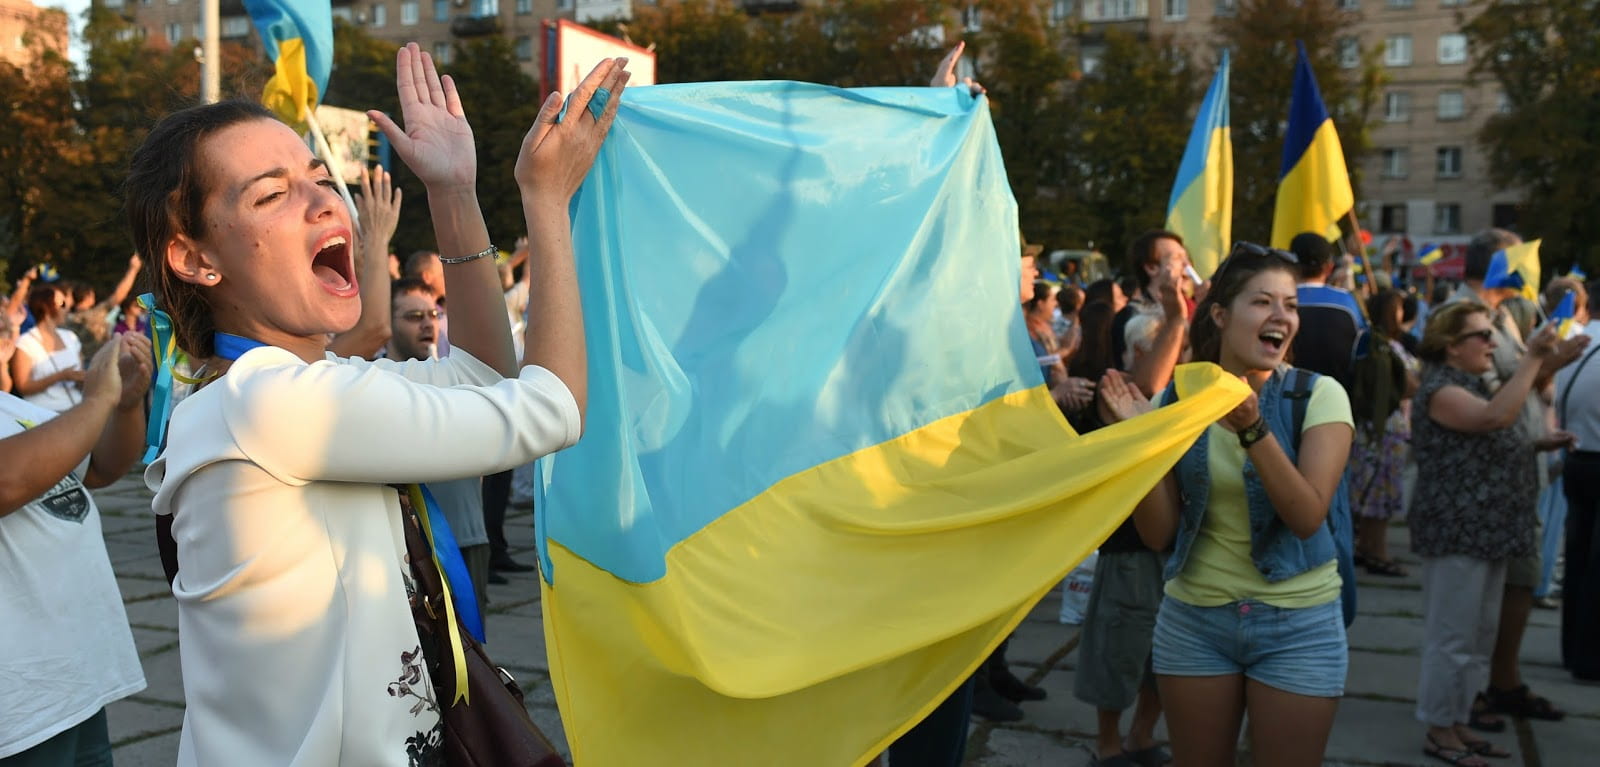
left=1, top=0, right=68, bottom=69
left=1068, top=0, right=1514, bottom=246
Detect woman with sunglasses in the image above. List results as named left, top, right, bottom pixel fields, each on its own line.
left=129, top=45, right=628, bottom=764
left=1408, top=301, right=1574, bottom=766
left=1100, top=242, right=1353, bottom=766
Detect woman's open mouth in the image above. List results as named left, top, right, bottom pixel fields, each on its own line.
left=312, top=234, right=358, bottom=297
left=1259, top=329, right=1287, bottom=354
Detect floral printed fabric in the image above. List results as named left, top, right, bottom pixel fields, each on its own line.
left=1408, top=364, right=1538, bottom=560
left=1351, top=339, right=1418, bottom=521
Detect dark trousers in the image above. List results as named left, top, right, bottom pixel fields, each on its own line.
left=1562, top=451, right=1600, bottom=679
left=482, top=469, right=514, bottom=562
left=0, top=708, right=111, bottom=767
left=887, top=675, right=975, bottom=767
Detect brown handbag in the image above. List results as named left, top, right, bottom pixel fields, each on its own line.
left=397, top=488, right=568, bottom=767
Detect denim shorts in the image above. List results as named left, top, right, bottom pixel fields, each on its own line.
left=1151, top=596, right=1347, bottom=697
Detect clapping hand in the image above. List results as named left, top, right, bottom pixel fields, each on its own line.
left=1052, top=376, right=1096, bottom=413
left=356, top=166, right=403, bottom=249
left=515, top=57, right=630, bottom=207
left=1097, top=370, right=1152, bottom=424
left=1219, top=380, right=1261, bottom=433
left=369, top=43, right=477, bottom=193
left=930, top=42, right=986, bottom=96
left=1535, top=430, right=1579, bottom=452
left=115, top=332, right=153, bottom=410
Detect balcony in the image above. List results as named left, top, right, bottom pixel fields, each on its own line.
left=451, top=14, right=502, bottom=36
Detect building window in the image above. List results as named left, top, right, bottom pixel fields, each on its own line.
left=222, top=16, right=251, bottom=37
left=1382, top=148, right=1408, bottom=178
left=515, top=35, right=533, bottom=61
left=104, top=0, right=123, bottom=7
left=1048, top=0, right=1074, bottom=24
left=1215, top=0, right=1236, bottom=15
left=372, top=4, right=386, bottom=27
left=1085, top=0, right=1146, bottom=21
left=1164, top=0, right=1187, bottom=19
left=962, top=4, right=982, bottom=31
left=1383, top=92, right=1411, bottom=122
left=332, top=6, right=353, bottom=21
left=433, top=41, right=452, bottom=64
left=1493, top=203, right=1519, bottom=230
left=1081, top=50, right=1102, bottom=76
left=557, top=0, right=573, bottom=9
left=401, top=1, right=418, bottom=24
left=476, top=0, right=499, bottom=15
left=1437, top=146, right=1463, bottom=178
left=435, top=0, right=449, bottom=21
left=1337, top=0, right=1358, bottom=8
left=1387, top=0, right=1412, bottom=6
left=1438, top=34, right=1467, bottom=64
left=1385, top=35, right=1412, bottom=66
left=165, top=22, right=182, bottom=42
left=1441, top=0, right=1465, bottom=5
left=1497, top=91, right=1512, bottom=113
left=1380, top=204, right=1408, bottom=233
left=1437, top=90, right=1465, bottom=120
left=1434, top=204, right=1461, bottom=234
left=517, top=0, right=533, bottom=14
left=1338, top=37, right=1360, bottom=69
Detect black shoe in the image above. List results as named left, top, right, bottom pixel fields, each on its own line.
left=492, top=556, right=537, bottom=573
left=487, top=571, right=509, bottom=585
left=992, top=668, right=1047, bottom=702
left=971, top=676, right=1024, bottom=722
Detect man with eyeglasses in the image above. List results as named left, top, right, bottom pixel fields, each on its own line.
left=382, top=278, right=498, bottom=611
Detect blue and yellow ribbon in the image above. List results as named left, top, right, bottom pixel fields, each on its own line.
left=406, top=483, right=484, bottom=704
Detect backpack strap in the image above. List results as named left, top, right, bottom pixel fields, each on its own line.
left=1280, top=367, right=1318, bottom=454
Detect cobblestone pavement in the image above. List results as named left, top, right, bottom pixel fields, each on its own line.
left=93, top=474, right=1596, bottom=766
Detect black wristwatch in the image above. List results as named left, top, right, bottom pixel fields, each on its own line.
left=1237, top=417, right=1269, bottom=449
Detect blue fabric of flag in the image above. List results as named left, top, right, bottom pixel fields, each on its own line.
left=533, top=82, right=1035, bottom=584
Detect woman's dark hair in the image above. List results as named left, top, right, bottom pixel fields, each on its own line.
left=26, top=283, right=64, bottom=323
left=1127, top=229, right=1184, bottom=294
left=1188, top=247, right=1300, bottom=365
left=119, top=292, right=144, bottom=315
left=125, top=99, right=277, bottom=359
left=1068, top=300, right=1117, bottom=382
left=1401, top=292, right=1420, bottom=325
left=1368, top=288, right=1403, bottom=338
left=1084, top=278, right=1118, bottom=307
left=1058, top=285, right=1084, bottom=316
left=1024, top=281, right=1054, bottom=314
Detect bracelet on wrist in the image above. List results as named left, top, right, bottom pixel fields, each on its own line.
left=440, top=244, right=496, bottom=265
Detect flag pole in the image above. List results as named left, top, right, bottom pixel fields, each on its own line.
left=201, top=0, right=219, bottom=103
left=1343, top=208, right=1373, bottom=322
left=303, top=104, right=363, bottom=237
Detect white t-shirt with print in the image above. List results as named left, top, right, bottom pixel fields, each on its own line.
left=0, top=394, right=146, bottom=758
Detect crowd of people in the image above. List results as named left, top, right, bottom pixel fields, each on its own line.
left=0, top=41, right=1596, bottom=767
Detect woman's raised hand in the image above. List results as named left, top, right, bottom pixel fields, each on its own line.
left=368, top=43, right=477, bottom=192
left=515, top=57, right=630, bottom=207
left=1097, top=370, right=1152, bottom=424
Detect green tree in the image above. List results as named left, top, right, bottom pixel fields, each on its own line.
left=1465, top=0, right=1600, bottom=272
left=1055, top=29, right=1201, bottom=261
left=1214, top=0, right=1380, bottom=244
left=443, top=36, right=544, bottom=254
left=597, top=1, right=769, bottom=84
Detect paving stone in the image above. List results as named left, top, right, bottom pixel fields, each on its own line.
left=1345, top=648, right=1420, bottom=703
left=485, top=608, right=549, bottom=673
left=122, top=594, right=178, bottom=631
left=97, top=507, right=154, bottom=532
left=135, top=646, right=186, bottom=706
left=1008, top=670, right=1103, bottom=738
left=970, top=727, right=1092, bottom=766
left=1347, top=613, right=1425, bottom=656
left=131, top=626, right=179, bottom=658
left=118, top=576, right=172, bottom=605
left=1325, top=696, right=1531, bottom=767
left=1005, top=617, right=1078, bottom=672
left=103, top=537, right=163, bottom=568
left=106, top=698, right=183, bottom=746
left=108, top=729, right=182, bottom=767
left=1530, top=714, right=1600, bottom=767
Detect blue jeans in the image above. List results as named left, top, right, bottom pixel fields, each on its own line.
left=1152, top=596, right=1347, bottom=697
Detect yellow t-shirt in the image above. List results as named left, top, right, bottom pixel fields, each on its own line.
left=1166, top=375, right=1353, bottom=608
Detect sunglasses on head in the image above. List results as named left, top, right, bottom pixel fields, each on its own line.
left=1455, top=329, right=1495, bottom=344
left=1209, top=241, right=1300, bottom=285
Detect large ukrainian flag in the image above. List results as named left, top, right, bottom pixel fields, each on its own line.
left=535, top=81, right=1249, bottom=766
left=1167, top=50, right=1232, bottom=279
left=1271, top=42, right=1354, bottom=250
left=242, top=0, right=332, bottom=128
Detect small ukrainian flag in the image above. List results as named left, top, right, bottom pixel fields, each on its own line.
left=1271, top=42, right=1354, bottom=250
left=243, top=0, right=333, bottom=130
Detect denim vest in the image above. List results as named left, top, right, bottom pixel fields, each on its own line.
left=1161, top=367, right=1344, bottom=588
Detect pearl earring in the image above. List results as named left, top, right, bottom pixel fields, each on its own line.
left=205, top=274, right=217, bottom=281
